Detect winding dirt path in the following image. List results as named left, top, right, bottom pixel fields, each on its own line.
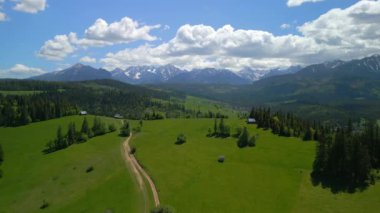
left=122, top=133, right=160, bottom=210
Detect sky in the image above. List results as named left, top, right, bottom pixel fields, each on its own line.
left=0, top=0, right=379, bottom=78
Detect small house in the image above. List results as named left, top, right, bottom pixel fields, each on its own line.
left=79, top=111, right=87, bottom=115
left=247, top=118, right=256, bottom=124
left=114, top=114, right=124, bottom=119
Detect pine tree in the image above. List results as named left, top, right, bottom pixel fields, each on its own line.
left=213, top=118, right=218, bottom=136
left=67, top=122, right=77, bottom=145
left=219, top=118, right=225, bottom=137
left=81, top=117, right=89, bottom=135
left=19, top=106, right=31, bottom=125
left=55, top=126, right=66, bottom=150
left=237, top=127, right=249, bottom=148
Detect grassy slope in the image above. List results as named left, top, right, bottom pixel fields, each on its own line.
left=0, top=116, right=142, bottom=213
left=184, top=96, right=239, bottom=118
left=131, top=119, right=380, bottom=213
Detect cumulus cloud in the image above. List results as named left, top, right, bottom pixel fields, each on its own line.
left=80, top=56, right=97, bottom=63
left=287, top=0, right=324, bottom=7
left=100, top=24, right=318, bottom=71
left=13, top=0, right=46, bottom=14
left=0, top=64, right=46, bottom=79
left=38, top=34, right=76, bottom=60
left=101, top=0, right=380, bottom=71
left=38, top=17, right=160, bottom=60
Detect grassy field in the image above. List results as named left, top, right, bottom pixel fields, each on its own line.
left=184, top=96, right=240, bottom=118
left=131, top=119, right=380, bottom=213
left=0, top=116, right=143, bottom=213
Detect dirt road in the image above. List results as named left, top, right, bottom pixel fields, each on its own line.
left=122, top=133, right=160, bottom=210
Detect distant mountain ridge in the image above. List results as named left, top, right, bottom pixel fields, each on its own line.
left=31, top=63, right=305, bottom=85
left=31, top=64, right=111, bottom=82
left=31, top=54, right=380, bottom=85
left=111, top=64, right=186, bottom=84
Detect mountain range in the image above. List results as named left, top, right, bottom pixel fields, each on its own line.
left=150, top=54, right=380, bottom=122
left=31, top=63, right=303, bottom=85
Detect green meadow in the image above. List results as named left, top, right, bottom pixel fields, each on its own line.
left=184, top=96, right=239, bottom=118
left=1, top=116, right=380, bottom=212
left=132, top=119, right=380, bottom=213
left=0, top=116, right=143, bottom=213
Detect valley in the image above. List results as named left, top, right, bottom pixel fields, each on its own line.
left=1, top=0, right=380, bottom=211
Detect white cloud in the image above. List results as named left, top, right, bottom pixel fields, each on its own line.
left=101, top=24, right=318, bottom=71
left=13, top=0, right=46, bottom=14
left=82, top=17, right=160, bottom=45
left=101, top=0, right=380, bottom=71
left=287, top=0, right=324, bottom=7
left=38, top=34, right=76, bottom=60
left=0, top=12, right=6, bottom=21
left=280, top=23, right=291, bottom=29
left=0, top=64, right=46, bottom=79
left=80, top=56, right=97, bottom=63
left=39, top=16, right=160, bottom=60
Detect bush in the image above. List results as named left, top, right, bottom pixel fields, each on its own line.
left=86, top=166, right=94, bottom=173
left=40, top=200, right=49, bottom=209
left=108, top=124, right=117, bottom=132
left=130, top=147, right=136, bottom=154
left=218, top=156, right=225, bottom=163
left=175, top=134, right=186, bottom=145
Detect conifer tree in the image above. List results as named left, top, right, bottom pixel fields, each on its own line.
left=81, top=117, right=89, bottom=135
left=237, top=127, right=249, bottom=148
left=213, top=118, right=218, bottom=136
left=67, top=122, right=77, bottom=145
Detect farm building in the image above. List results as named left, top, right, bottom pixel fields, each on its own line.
left=114, top=114, right=124, bottom=119
left=79, top=111, right=87, bottom=115
left=247, top=118, right=256, bottom=124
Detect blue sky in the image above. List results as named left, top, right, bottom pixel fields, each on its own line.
left=0, top=0, right=378, bottom=78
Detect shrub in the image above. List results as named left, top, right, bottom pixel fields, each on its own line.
left=86, top=166, right=94, bottom=173
left=108, top=124, right=117, bottom=132
left=130, top=147, right=136, bottom=154
left=175, top=134, right=186, bottom=145
left=40, top=200, right=49, bottom=209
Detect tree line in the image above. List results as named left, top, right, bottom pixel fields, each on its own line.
left=250, top=106, right=380, bottom=189
left=312, top=120, right=380, bottom=189
left=207, top=118, right=231, bottom=138
left=44, top=117, right=116, bottom=153
left=0, top=80, right=231, bottom=127
left=207, top=118, right=257, bottom=148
